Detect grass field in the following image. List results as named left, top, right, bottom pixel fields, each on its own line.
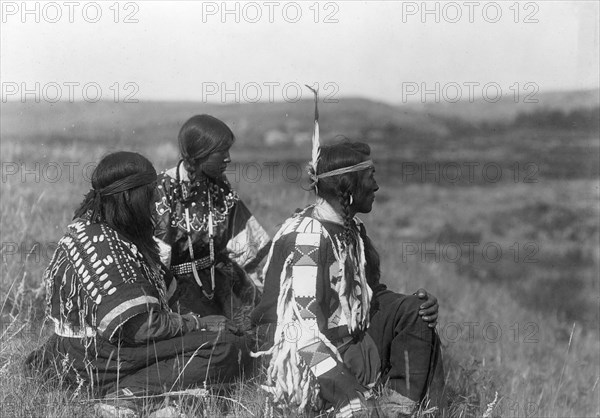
left=1, top=97, right=599, bottom=417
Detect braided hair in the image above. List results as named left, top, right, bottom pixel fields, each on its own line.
left=178, top=115, right=235, bottom=182
left=313, top=142, right=369, bottom=245
left=312, top=142, right=381, bottom=294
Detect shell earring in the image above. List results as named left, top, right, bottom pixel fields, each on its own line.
left=349, top=194, right=354, bottom=205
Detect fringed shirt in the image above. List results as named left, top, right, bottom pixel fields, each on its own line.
left=252, top=199, right=377, bottom=415
left=45, top=219, right=198, bottom=345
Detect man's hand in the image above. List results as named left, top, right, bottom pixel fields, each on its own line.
left=415, top=288, right=439, bottom=328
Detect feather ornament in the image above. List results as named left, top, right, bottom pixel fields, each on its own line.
left=305, top=85, right=320, bottom=179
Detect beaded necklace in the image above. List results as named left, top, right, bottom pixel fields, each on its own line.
left=174, top=161, right=238, bottom=299
left=171, top=161, right=238, bottom=233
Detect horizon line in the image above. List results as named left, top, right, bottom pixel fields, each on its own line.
left=2, top=86, right=599, bottom=108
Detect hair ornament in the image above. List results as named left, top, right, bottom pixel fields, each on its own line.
left=317, top=160, right=374, bottom=179
left=305, top=85, right=320, bottom=192
left=84, top=169, right=157, bottom=222
left=94, top=170, right=157, bottom=196
left=304, top=86, right=374, bottom=191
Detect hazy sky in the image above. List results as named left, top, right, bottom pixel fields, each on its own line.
left=2, top=1, right=599, bottom=104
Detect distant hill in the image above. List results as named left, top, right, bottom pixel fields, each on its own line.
left=1, top=89, right=597, bottom=150
left=0, top=97, right=449, bottom=147
left=404, top=88, right=600, bottom=122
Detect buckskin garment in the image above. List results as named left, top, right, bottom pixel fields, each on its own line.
left=154, top=162, right=271, bottom=328
left=25, top=219, right=248, bottom=396
left=252, top=199, right=445, bottom=417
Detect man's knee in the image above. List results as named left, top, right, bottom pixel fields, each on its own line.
left=398, top=294, right=423, bottom=321
left=396, top=295, right=434, bottom=341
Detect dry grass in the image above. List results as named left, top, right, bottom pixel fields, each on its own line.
left=1, top=134, right=599, bottom=417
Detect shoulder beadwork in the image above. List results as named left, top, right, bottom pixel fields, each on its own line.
left=275, top=208, right=332, bottom=243
left=64, top=220, right=145, bottom=286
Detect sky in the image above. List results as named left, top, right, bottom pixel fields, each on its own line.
left=1, top=0, right=599, bottom=104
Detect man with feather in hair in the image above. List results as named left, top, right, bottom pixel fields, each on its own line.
left=252, top=88, right=446, bottom=417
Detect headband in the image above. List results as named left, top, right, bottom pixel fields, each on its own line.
left=305, top=86, right=374, bottom=189
left=95, top=170, right=157, bottom=196
left=317, top=160, right=374, bottom=179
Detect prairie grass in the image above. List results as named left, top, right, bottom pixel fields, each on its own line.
left=1, top=110, right=599, bottom=417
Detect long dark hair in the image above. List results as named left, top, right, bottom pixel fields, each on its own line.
left=313, top=141, right=381, bottom=291
left=74, top=151, right=160, bottom=267
left=178, top=114, right=235, bottom=179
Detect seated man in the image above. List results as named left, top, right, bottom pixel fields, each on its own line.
left=251, top=98, right=445, bottom=417
left=25, top=151, right=248, bottom=417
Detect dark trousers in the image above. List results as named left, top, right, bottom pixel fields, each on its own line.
left=253, top=291, right=446, bottom=411
left=367, top=290, right=446, bottom=409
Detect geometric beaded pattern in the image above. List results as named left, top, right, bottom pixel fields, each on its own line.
left=271, top=209, right=370, bottom=377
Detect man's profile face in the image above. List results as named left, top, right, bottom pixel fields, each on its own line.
left=353, top=167, right=379, bottom=214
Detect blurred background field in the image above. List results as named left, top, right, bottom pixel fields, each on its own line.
left=1, top=90, right=598, bottom=417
